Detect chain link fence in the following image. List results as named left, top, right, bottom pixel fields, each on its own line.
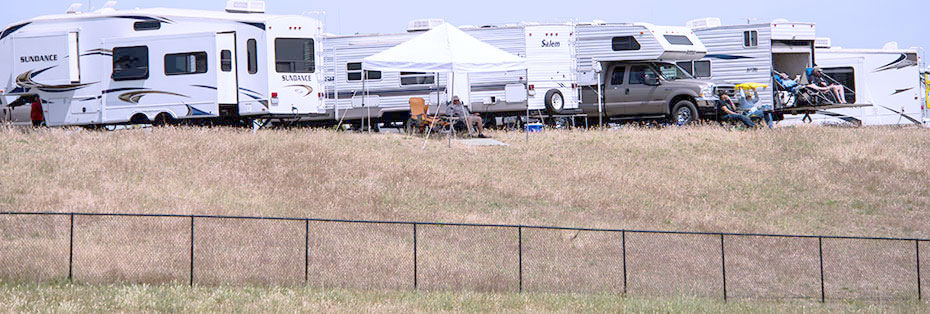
left=0, top=212, right=926, bottom=303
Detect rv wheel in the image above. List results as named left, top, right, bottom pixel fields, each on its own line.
left=545, top=90, right=565, bottom=115
left=671, top=100, right=698, bottom=126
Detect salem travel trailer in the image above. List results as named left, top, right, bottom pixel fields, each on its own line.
left=321, top=21, right=578, bottom=125
left=686, top=18, right=818, bottom=112
left=574, top=22, right=717, bottom=122
left=0, top=1, right=325, bottom=127
left=789, top=40, right=923, bottom=126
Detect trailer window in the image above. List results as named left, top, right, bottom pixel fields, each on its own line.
left=611, top=36, right=641, bottom=51
left=664, top=35, right=693, bottom=46
left=347, top=62, right=381, bottom=81
left=743, top=30, right=758, bottom=48
left=247, top=39, right=258, bottom=74
left=165, top=52, right=208, bottom=76
left=275, top=38, right=315, bottom=73
left=220, top=50, right=232, bottom=72
left=133, top=21, right=161, bottom=31
left=676, top=61, right=694, bottom=76
left=112, top=46, right=149, bottom=81
left=400, top=72, right=435, bottom=86
left=822, top=67, right=856, bottom=103
left=693, top=60, right=711, bottom=78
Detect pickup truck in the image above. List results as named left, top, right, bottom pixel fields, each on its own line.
left=580, top=61, right=718, bottom=125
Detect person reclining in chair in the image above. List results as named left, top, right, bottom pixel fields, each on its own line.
left=773, top=71, right=801, bottom=92
left=738, top=88, right=774, bottom=128
left=807, top=67, right=848, bottom=104
left=447, top=96, right=488, bottom=138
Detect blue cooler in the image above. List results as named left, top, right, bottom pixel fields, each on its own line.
left=525, top=123, right=543, bottom=133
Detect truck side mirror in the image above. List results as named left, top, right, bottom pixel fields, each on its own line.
left=644, top=73, right=660, bottom=86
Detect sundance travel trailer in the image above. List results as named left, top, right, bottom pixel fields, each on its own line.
left=686, top=18, right=819, bottom=113
left=0, top=1, right=325, bottom=127
left=321, top=21, right=579, bottom=125
left=795, top=39, right=924, bottom=126
left=575, top=22, right=718, bottom=124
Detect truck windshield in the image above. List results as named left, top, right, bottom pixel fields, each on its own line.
left=654, top=63, right=693, bottom=80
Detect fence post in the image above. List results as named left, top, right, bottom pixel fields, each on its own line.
left=189, top=216, right=194, bottom=287
left=819, top=236, right=825, bottom=303
left=413, top=223, right=418, bottom=290
left=518, top=226, right=523, bottom=293
left=622, top=230, right=627, bottom=295
left=68, top=213, right=74, bottom=282
left=917, top=240, right=922, bottom=301
left=720, top=234, right=727, bottom=303
left=305, top=219, right=309, bottom=284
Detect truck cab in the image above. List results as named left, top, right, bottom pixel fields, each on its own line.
left=581, top=61, right=718, bottom=124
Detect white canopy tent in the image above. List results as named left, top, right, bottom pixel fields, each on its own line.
left=361, top=23, right=528, bottom=144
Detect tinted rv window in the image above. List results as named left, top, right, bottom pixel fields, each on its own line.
left=743, top=30, right=758, bottom=47
left=247, top=39, right=258, bottom=74
left=347, top=62, right=381, bottom=81
left=676, top=61, right=694, bottom=75
left=822, top=67, right=856, bottom=103
left=400, top=72, right=435, bottom=86
left=165, top=52, right=208, bottom=75
left=221, top=50, right=232, bottom=72
left=693, top=60, right=711, bottom=78
left=112, top=46, right=149, bottom=81
left=275, top=38, right=315, bottom=73
left=133, top=21, right=161, bottom=31
left=664, top=35, right=693, bottom=45
left=611, top=36, right=641, bottom=51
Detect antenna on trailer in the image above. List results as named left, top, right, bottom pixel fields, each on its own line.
left=745, top=17, right=758, bottom=24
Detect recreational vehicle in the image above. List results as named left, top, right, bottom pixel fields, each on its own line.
left=794, top=40, right=924, bottom=126
left=686, top=18, right=819, bottom=114
left=321, top=21, right=579, bottom=126
left=0, top=1, right=325, bottom=127
left=575, top=22, right=718, bottom=124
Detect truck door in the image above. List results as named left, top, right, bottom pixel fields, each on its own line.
left=604, top=64, right=627, bottom=116
left=216, top=32, right=239, bottom=116
left=624, top=64, right=663, bottom=115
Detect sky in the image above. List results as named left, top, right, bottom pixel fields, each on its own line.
left=3, top=0, right=928, bottom=63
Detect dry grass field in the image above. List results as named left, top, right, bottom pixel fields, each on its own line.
left=1, top=125, right=928, bottom=236
left=1, top=125, right=930, bottom=311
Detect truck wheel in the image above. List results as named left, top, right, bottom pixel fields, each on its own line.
left=671, top=100, right=698, bottom=126
left=545, top=90, right=565, bottom=115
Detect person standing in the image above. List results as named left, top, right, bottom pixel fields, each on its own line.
left=29, top=96, right=44, bottom=127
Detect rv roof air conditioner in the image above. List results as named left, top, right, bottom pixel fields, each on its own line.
left=226, top=0, right=266, bottom=14
left=407, top=19, right=445, bottom=32
left=883, top=42, right=899, bottom=50
left=66, top=3, right=83, bottom=14
left=685, top=18, right=721, bottom=29
left=815, top=38, right=832, bottom=49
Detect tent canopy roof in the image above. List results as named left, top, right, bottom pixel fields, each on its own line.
left=362, top=23, right=527, bottom=73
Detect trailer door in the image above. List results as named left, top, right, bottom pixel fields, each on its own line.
left=216, top=32, right=239, bottom=109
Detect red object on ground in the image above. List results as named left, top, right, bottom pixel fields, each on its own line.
left=30, top=98, right=43, bottom=122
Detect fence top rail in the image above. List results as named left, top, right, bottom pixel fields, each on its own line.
left=2, top=211, right=928, bottom=242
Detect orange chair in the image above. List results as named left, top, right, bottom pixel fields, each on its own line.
left=406, top=97, right=448, bottom=135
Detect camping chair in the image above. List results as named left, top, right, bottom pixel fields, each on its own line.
left=405, top=97, right=451, bottom=135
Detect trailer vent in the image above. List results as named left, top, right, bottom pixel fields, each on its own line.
left=226, top=0, right=265, bottom=14
left=815, top=38, right=832, bottom=49
left=407, top=19, right=445, bottom=33
left=685, top=18, right=721, bottom=29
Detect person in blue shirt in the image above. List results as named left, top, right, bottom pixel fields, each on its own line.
left=738, top=88, right=774, bottom=128
left=774, top=71, right=800, bottom=91
left=717, top=93, right=755, bottom=128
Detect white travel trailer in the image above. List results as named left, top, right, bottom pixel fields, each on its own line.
left=321, top=21, right=579, bottom=124
left=686, top=18, right=818, bottom=111
left=791, top=40, right=924, bottom=126
left=0, top=1, right=325, bottom=127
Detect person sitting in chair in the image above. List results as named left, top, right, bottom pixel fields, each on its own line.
left=717, top=92, right=754, bottom=128
left=447, top=96, right=488, bottom=138
left=807, top=67, right=848, bottom=104
left=774, top=71, right=801, bottom=91
left=738, top=88, right=774, bottom=128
